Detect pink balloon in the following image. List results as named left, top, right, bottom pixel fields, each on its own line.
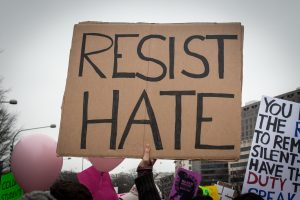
left=11, top=134, right=63, bottom=192
left=88, top=157, right=124, bottom=172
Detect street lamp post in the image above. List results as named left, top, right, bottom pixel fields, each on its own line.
left=0, top=99, right=18, bottom=105
left=9, top=124, right=57, bottom=170
left=11, top=124, right=56, bottom=151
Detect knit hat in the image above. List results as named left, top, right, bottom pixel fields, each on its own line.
left=20, top=191, right=56, bottom=200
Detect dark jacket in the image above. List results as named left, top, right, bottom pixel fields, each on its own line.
left=135, top=172, right=161, bottom=200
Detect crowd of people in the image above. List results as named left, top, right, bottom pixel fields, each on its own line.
left=20, top=145, right=264, bottom=200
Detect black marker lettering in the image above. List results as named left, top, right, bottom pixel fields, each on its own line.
left=182, top=35, right=209, bottom=78
left=206, top=35, right=238, bottom=79
left=169, top=37, right=175, bottom=79
left=113, top=34, right=139, bottom=78
left=282, top=102, right=293, bottom=118
left=195, top=93, right=235, bottom=149
left=264, top=97, right=275, bottom=113
left=79, top=33, right=113, bottom=78
left=118, top=90, right=163, bottom=150
left=258, top=114, right=268, bottom=129
left=136, top=35, right=167, bottom=82
left=160, top=90, right=196, bottom=149
left=81, top=90, right=119, bottom=150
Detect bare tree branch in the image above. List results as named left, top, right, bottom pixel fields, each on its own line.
left=0, top=79, right=18, bottom=172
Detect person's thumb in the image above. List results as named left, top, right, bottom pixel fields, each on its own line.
left=143, top=144, right=150, bottom=162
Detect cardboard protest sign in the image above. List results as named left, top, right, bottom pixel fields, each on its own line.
left=242, top=96, right=300, bottom=200
left=169, top=167, right=201, bottom=199
left=0, top=172, right=23, bottom=200
left=57, top=22, right=243, bottom=159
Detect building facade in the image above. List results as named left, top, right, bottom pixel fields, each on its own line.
left=228, top=140, right=252, bottom=190
left=228, top=100, right=259, bottom=189
left=175, top=160, right=192, bottom=171
left=192, top=160, right=229, bottom=185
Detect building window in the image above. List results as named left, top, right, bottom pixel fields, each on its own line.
left=241, top=146, right=251, bottom=151
left=230, top=162, right=248, bottom=168
left=240, top=154, right=249, bottom=159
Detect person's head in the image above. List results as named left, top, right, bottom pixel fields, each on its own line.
left=234, top=192, right=264, bottom=200
left=50, top=180, right=92, bottom=200
left=20, top=191, right=56, bottom=200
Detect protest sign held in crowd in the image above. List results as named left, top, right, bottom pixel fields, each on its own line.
left=57, top=22, right=244, bottom=161
left=242, top=96, right=300, bottom=200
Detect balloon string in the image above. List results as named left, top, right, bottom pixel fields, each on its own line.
left=100, top=172, right=104, bottom=185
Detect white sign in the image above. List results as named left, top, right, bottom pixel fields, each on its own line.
left=242, top=96, right=300, bottom=200
left=216, top=183, right=235, bottom=200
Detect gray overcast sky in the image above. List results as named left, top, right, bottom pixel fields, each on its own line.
left=1, top=0, right=300, bottom=173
